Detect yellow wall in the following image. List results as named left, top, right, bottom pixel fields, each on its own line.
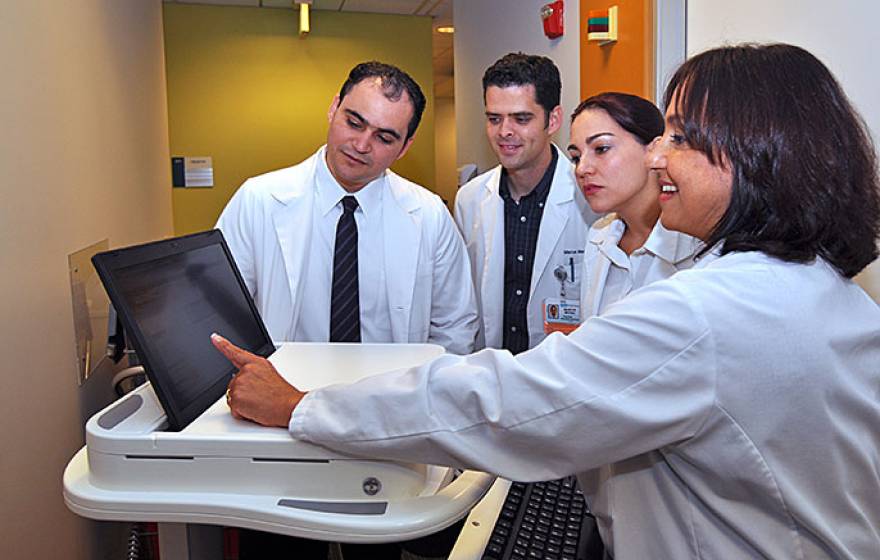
left=164, top=4, right=436, bottom=234
left=434, top=97, right=458, bottom=207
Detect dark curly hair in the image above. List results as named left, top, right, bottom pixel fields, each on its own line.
left=665, top=43, right=880, bottom=277
left=570, top=92, right=663, bottom=146
left=482, top=53, right=561, bottom=127
left=339, top=61, right=426, bottom=141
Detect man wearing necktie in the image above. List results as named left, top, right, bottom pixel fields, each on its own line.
left=216, top=61, right=479, bottom=559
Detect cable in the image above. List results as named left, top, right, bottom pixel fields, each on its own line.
left=112, top=366, right=146, bottom=396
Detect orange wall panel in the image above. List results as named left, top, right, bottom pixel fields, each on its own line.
left=580, top=0, right=654, bottom=101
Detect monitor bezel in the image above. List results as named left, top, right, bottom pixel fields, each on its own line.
left=92, top=229, right=274, bottom=431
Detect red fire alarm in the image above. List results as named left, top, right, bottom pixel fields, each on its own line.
left=541, top=1, right=564, bottom=39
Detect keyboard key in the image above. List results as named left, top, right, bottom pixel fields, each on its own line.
left=534, top=524, right=549, bottom=535
left=486, top=543, right=504, bottom=555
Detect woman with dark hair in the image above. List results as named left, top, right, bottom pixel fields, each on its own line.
left=567, top=93, right=700, bottom=320
left=655, top=44, right=880, bottom=276
left=216, top=44, right=880, bottom=559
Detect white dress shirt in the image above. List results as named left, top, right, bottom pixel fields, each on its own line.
left=581, top=214, right=702, bottom=317
left=294, top=155, right=391, bottom=342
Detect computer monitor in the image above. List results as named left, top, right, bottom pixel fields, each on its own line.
left=92, top=229, right=274, bottom=431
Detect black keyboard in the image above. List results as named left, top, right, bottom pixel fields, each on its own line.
left=481, top=476, right=602, bottom=560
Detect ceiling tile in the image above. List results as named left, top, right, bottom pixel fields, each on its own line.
left=336, top=0, right=423, bottom=15
left=165, top=0, right=261, bottom=5
left=313, top=0, right=345, bottom=9
left=260, top=0, right=295, bottom=8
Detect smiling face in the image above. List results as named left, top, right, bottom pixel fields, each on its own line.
left=567, top=108, right=657, bottom=217
left=325, top=78, right=414, bottom=192
left=647, top=97, right=734, bottom=241
left=484, top=84, right=561, bottom=178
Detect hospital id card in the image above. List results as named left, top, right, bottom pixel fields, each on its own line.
left=543, top=298, right=581, bottom=335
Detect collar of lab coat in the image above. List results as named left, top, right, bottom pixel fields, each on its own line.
left=478, top=143, right=580, bottom=306
left=643, top=220, right=701, bottom=265
left=267, top=146, right=423, bottom=339
left=589, top=215, right=698, bottom=267
left=481, top=144, right=575, bottom=206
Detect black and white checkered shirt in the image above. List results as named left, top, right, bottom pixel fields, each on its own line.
left=499, top=148, right=558, bottom=355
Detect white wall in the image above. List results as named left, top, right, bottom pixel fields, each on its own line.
left=453, top=0, right=581, bottom=173
left=687, top=1, right=880, bottom=300
left=0, top=1, right=173, bottom=558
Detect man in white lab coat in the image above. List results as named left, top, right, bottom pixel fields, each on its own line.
left=454, top=53, right=598, bottom=354
left=217, top=62, right=478, bottom=356
left=216, top=61, right=478, bottom=559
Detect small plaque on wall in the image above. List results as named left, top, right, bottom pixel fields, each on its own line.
left=172, top=156, right=214, bottom=188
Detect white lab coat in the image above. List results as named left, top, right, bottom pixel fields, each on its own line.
left=216, top=147, right=479, bottom=354
left=453, top=145, right=599, bottom=350
left=291, top=251, right=880, bottom=559
left=576, top=214, right=703, bottom=555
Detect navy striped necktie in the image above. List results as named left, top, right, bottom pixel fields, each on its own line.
left=329, top=195, right=361, bottom=342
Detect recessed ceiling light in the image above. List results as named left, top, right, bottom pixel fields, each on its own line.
left=436, top=26, right=454, bottom=34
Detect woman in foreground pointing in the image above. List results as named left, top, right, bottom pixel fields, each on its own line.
left=214, top=43, right=880, bottom=559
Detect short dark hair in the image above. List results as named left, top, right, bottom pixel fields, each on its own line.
left=482, top=53, right=561, bottom=126
left=665, top=43, right=880, bottom=277
left=338, top=61, right=426, bottom=141
left=571, top=92, right=663, bottom=146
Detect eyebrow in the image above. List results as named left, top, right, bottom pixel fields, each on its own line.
left=587, top=132, right=614, bottom=143
left=568, top=132, right=615, bottom=151
left=567, top=132, right=614, bottom=150
left=485, top=111, right=535, bottom=118
left=345, top=109, right=402, bottom=141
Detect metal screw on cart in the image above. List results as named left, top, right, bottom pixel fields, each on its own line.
left=362, top=477, right=382, bottom=496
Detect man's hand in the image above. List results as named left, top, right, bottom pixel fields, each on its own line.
left=211, top=333, right=306, bottom=427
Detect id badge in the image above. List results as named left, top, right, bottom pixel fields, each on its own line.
left=543, top=297, right=581, bottom=335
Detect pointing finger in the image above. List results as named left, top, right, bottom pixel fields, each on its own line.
left=211, top=333, right=260, bottom=369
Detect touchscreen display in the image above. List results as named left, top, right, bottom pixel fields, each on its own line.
left=101, top=235, right=272, bottom=429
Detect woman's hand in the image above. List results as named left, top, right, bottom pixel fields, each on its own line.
left=211, top=333, right=306, bottom=427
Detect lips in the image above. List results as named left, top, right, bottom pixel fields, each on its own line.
left=659, top=181, right=678, bottom=202
left=581, top=183, right=603, bottom=196
left=341, top=149, right=369, bottom=166
left=498, top=143, right=521, bottom=156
